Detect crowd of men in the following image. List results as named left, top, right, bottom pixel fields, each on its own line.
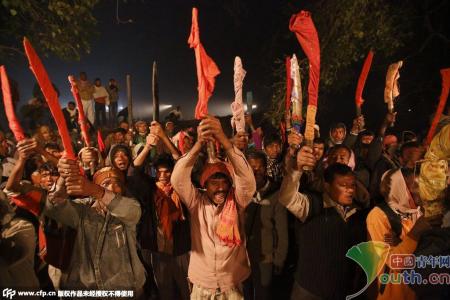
left=1, top=91, right=450, bottom=300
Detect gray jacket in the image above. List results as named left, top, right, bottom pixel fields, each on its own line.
left=43, top=189, right=146, bottom=290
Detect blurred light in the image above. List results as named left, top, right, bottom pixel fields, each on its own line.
left=244, top=104, right=257, bottom=112
left=160, top=104, right=173, bottom=110
left=118, top=105, right=124, bottom=111
left=105, top=106, right=109, bottom=112
left=408, top=108, right=412, bottom=112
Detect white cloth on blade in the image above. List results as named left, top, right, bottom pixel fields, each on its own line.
left=231, top=56, right=246, bottom=133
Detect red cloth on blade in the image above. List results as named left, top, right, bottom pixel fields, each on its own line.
left=23, top=38, right=75, bottom=159
left=426, top=68, right=450, bottom=144
left=1, top=66, right=26, bottom=141
left=97, top=130, right=105, bottom=153
left=355, top=51, right=374, bottom=107
left=289, top=11, right=320, bottom=107
left=188, top=8, right=221, bottom=120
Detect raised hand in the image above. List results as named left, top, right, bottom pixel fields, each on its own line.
left=296, top=146, right=316, bottom=171
left=57, top=158, right=80, bottom=179
left=16, top=138, right=38, bottom=161
left=65, top=173, right=104, bottom=199
left=150, top=121, right=166, bottom=139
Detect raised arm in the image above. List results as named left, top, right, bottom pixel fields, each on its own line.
left=58, top=158, right=141, bottom=227
left=200, top=115, right=256, bottom=208
left=133, top=133, right=158, bottom=167
left=5, top=138, right=38, bottom=193
left=100, top=191, right=141, bottom=227
left=344, top=115, right=364, bottom=149
left=278, top=146, right=315, bottom=222
left=150, top=121, right=181, bottom=160
left=225, top=146, right=255, bottom=208
left=367, top=112, right=396, bottom=170
left=44, top=177, right=81, bottom=228
left=171, top=138, right=202, bottom=210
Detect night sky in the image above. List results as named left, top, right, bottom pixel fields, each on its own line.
left=4, top=0, right=450, bottom=135
left=7, top=0, right=278, bottom=120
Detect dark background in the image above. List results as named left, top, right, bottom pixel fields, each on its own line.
left=3, top=0, right=450, bottom=137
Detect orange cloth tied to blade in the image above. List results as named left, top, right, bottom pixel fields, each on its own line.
left=200, top=162, right=241, bottom=247
left=188, top=7, right=221, bottom=120
left=154, top=182, right=184, bottom=240
left=355, top=51, right=374, bottom=108
left=1, top=66, right=26, bottom=141
left=426, top=68, right=450, bottom=144
left=69, top=75, right=91, bottom=147
left=23, top=37, right=76, bottom=160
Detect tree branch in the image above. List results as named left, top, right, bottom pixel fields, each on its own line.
left=0, top=45, right=25, bottom=57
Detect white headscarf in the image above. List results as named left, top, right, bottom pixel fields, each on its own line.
left=381, top=168, right=422, bottom=222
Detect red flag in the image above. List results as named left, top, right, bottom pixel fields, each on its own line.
left=97, top=130, right=105, bottom=154
left=355, top=51, right=374, bottom=108
left=289, top=11, right=320, bottom=107
left=23, top=37, right=75, bottom=160
left=426, top=68, right=450, bottom=144
left=1, top=66, right=26, bottom=141
left=68, top=75, right=91, bottom=147
left=188, top=7, right=221, bottom=120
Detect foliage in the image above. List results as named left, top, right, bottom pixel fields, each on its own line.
left=0, top=0, right=99, bottom=61
left=265, top=0, right=412, bottom=123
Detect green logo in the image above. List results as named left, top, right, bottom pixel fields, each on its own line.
left=345, top=241, right=390, bottom=300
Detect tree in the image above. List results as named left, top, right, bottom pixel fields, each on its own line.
left=264, top=0, right=412, bottom=126
left=0, top=0, right=99, bottom=61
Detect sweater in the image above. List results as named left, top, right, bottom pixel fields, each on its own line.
left=295, top=193, right=366, bottom=299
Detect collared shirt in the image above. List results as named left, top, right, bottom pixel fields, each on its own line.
left=171, top=146, right=256, bottom=291
left=279, top=156, right=356, bottom=222
left=322, top=193, right=357, bottom=221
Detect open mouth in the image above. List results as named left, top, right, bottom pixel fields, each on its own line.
left=214, top=192, right=226, bottom=202
left=116, top=162, right=127, bottom=169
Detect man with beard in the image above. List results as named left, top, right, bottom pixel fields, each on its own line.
left=171, top=115, right=256, bottom=299
left=244, top=151, right=287, bottom=300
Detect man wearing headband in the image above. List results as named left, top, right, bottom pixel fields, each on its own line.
left=41, top=160, right=145, bottom=296
left=171, top=115, right=256, bottom=299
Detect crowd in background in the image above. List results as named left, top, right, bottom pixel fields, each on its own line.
left=1, top=73, right=450, bottom=300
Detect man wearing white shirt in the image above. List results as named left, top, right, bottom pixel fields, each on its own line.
left=93, top=78, right=109, bottom=128
left=77, top=72, right=95, bottom=126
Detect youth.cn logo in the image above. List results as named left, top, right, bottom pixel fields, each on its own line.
left=345, top=241, right=390, bottom=300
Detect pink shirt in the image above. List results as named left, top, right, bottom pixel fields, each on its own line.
left=171, top=147, right=256, bottom=290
